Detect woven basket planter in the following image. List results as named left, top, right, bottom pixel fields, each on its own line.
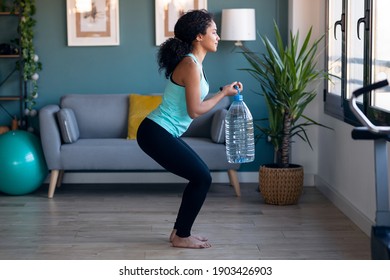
left=259, top=164, right=304, bottom=205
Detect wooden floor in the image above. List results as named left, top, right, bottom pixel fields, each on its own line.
left=0, top=182, right=370, bottom=260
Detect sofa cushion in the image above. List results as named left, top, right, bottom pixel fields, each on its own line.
left=210, top=108, right=227, bottom=143
left=60, top=138, right=164, bottom=170
left=59, top=138, right=239, bottom=171
left=127, top=94, right=162, bottom=140
left=182, top=137, right=239, bottom=170
left=57, top=108, right=80, bottom=143
left=60, top=94, right=130, bottom=139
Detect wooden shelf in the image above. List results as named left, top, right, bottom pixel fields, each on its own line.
left=0, top=7, right=23, bottom=125
left=0, top=54, right=20, bottom=58
left=0, top=12, right=19, bottom=16
left=0, top=96, right=21, bottom=101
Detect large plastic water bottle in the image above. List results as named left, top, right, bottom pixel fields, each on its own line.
left=225, top=89, right=255, bottom=163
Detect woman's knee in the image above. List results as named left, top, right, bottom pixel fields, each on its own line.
left=193, top=169, right=212, bottom=188
left=204, top=172, right=212, bottom=186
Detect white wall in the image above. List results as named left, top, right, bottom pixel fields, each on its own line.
left=288, top=0, right=324, bottom=186
left=289, top=0, right=384, bottom=236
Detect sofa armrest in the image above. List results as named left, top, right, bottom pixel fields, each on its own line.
left=39, top=104, right=62, bottom=170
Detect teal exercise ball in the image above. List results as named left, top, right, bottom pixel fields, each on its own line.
left=0, top=130, right=48, bottom=195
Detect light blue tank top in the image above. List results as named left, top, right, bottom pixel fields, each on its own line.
left=147, top=53, right=209, bottom=137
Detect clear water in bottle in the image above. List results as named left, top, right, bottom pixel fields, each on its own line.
left=225, top=94, right=255, bottom=163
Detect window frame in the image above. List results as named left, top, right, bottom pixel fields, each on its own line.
left=324, top=0, right=390, bottom=126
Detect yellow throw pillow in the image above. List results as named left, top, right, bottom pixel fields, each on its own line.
left=127, top=94, right=162, bottom=140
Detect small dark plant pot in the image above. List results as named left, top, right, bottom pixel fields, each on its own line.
left=259, top=164, right=304, bottom=205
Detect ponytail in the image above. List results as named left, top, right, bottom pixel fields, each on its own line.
left=158, top=37, right=192, bottom=79
left=157, top=9, right=213, bottom=79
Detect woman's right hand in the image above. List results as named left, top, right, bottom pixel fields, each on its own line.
left=220, top=81, right=244, bottom=96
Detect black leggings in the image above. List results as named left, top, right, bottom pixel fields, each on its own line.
left=137, top=118, right=212, bottom=238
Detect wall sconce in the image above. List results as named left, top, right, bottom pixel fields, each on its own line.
left=221, top=8, right=256, bottom=47
left=75, top=0, right=92, bottom=13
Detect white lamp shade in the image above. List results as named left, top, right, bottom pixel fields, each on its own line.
left=221, top=9, right=256, bottom=41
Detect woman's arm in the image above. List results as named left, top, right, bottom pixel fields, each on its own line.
left=173, top=57, right=243, bottom=118
left=175, top=58, right=243, bottom=118
left=190, top=81, right=242, bottom=116
left=186, top=80, right=243, bottom=118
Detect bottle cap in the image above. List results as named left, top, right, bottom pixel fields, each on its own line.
left=234, top=94, right=243, bottom=101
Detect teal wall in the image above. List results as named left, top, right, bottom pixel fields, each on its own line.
left=1, top=0, right=288, bottom=171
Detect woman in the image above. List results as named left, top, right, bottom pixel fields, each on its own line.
left=137, top=9, right=243, bottom=249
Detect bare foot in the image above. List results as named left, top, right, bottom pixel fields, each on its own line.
left=171, top=235, right=212, bottom=249
left=169, top=229, right=208, bottom=242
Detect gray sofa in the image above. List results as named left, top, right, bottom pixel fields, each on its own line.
left=39, top=93, right=241, bottom=198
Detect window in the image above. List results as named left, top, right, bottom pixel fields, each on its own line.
left=371, top=0, right=390, bottom=112
left=325, top=0, right=390, bottom=125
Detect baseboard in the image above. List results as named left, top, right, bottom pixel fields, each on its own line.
left=315, top=175, right=373, bottom=236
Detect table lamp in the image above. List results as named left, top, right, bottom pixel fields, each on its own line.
left=221, top=8, right=256, bottom=47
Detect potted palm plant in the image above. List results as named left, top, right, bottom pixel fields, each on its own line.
left=240, top=22, right=329, bottom=205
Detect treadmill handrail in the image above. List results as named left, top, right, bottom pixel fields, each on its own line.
left=349, top=79, right=390, bottom=134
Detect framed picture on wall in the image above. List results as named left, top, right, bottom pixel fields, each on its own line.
left=155, top=0, right=207, bottom=46
left=66, top=0, right=120, bottom=46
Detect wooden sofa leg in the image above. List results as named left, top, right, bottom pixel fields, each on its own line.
left=56, top=170, right=64, bottom=188
left=48, top=170, right=60, bottom=199
left=228, top=169, right=241, bottom=197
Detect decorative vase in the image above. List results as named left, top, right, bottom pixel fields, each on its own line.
left=259, top=164, right=304, bottom=205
